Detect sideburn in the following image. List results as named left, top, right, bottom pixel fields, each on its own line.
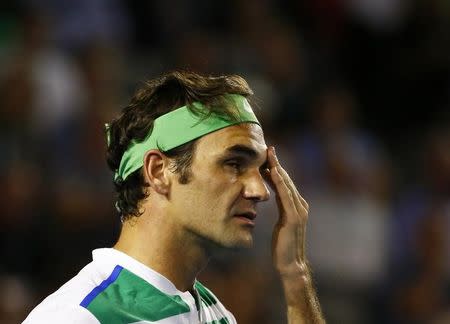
left=178, top=169, right=192, bottom=184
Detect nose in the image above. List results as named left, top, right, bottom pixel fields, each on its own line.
left=242, top=170, right=270, bottom=202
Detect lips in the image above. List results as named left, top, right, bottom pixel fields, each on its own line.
left=234, top=212, right=256, bottom=220
left=233, top=212, right=257, bottom=226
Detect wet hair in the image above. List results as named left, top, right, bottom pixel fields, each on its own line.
left=106, top=70, right=253, bottom=221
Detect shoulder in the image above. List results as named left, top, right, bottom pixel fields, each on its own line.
left=23, top=262, right=106, bottom=323
left=23, top=303, right=99, bottom=323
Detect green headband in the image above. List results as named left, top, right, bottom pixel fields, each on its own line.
left=109, top=94, right=260, bottom=181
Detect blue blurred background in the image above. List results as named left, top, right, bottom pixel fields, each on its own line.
left=0, top=1, right=449, bottom=323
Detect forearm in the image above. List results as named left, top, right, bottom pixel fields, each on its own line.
left=282, top=264, right=325, bottom=324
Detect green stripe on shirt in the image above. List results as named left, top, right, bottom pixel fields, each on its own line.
left=86, top=268, right=190, bottom=323
left=206, top=317, right=230, bottom=324
left=195, top=281, right=217, bottom=306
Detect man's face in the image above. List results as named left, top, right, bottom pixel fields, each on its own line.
left=168, top=123, right=270, bottom=249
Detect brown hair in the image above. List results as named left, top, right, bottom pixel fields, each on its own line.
left=106, top=70, right=254, bottom=221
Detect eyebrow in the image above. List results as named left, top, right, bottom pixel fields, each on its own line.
left=223, top=144, right=269, bottom=169
left=225, top=144, right=258, bottom=158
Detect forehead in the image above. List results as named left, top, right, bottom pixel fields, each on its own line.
left=195, top=123, right=267, bottom=157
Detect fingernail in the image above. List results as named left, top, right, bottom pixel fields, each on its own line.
left=272, top=146, right=277, bottom=158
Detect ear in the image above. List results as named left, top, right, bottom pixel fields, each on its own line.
left=142, top=150, right=171, bottom=195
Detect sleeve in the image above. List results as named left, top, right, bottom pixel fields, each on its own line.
left=23, top=304, right=100, bottom=324
left=227, top=310, right=238, bottom=324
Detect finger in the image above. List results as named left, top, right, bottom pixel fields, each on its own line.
left=262, top=168, right=276, bottom=192
left=278, top=164, right=309, bottom=212
left=269, top=147, right=308, bottom=218
left=269, top=154, right=308, bottom=262
left=266, top=147, right=298, bottom=219
left=268, top=147, right=308, bottom=263
left=269, top=149, right=308, bottom=211
left=270, top=150, right=308, bottom=261
left=267, top=147, right=293, bottom=199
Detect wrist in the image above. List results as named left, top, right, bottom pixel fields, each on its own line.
left=282, top=272, right=313, bottom=306
left=283, top=274, right=325, bottom=324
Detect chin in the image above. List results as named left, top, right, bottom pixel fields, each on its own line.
left=202, top=229, right=254, bottom=251
left=224, top=235, right=254, bottom=250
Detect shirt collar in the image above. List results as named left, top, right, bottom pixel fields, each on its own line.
left=92, top=248, right=195, bottom=300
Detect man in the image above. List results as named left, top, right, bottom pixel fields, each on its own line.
left=24, top=71, right=324, bottom=323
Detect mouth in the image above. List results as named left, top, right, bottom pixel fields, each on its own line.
left=233, top=212, right=256, bottom=226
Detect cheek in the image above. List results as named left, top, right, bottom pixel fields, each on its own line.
left=197, top=172, right=242, bottom=209
left=213, top=176, right=243, bottom=211
left=209, top=171, right=240, bottom=194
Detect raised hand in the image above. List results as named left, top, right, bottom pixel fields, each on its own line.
left=264, top=146, right=325, bottom=324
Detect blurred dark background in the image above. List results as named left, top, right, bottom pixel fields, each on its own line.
left=0, top=0, right=449, bottom=323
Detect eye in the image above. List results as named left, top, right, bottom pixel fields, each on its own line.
left=226, top=161, right=241, bottom=169
left=225, top=159, right=244, bottom=172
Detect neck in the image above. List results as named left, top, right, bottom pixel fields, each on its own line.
left=114, top=213, right=210, bottom=292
